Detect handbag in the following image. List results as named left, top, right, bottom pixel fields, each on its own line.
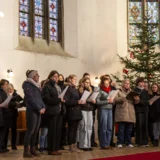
left=68, top=106, right=82, bottom=121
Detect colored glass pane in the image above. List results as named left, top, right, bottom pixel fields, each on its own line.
left=149, top=25, right=159, bottom=41
left=20, top=0, right=29, bottom=12
left=49, top=0, right=58, bottom=19
left=129, top=2, right=142, bottom=23
left=35, top=16, right=44, bottom=38
left=19, top=12, right=29, bottom=36
left=35, top=0, right=43, bottom=15
left=146, top=2, right=159, bottom=23
left=129, top=25, right=141, bottom=45
left=49, top=19, right=58, bottom=41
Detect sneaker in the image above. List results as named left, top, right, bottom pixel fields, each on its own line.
left=127, top=144, right=134, bottom=148
left=117, top=144, right=123, bottom=148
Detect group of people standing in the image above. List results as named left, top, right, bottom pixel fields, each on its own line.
left=0, top=70, right=160, bottom=158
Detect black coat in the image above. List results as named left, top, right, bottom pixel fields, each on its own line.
left=0, top=88, right=7, bottom=127
left=3, top=91, right=24, bottom=127
left=64, top=86, right=82, bottom=120
left=42, top=80, right=61, bottom=116
left=22, top=81, right=45, bottom=113
left=134, top=87, right=149, bottom=113
left=149, top=93, right=160, bottom=122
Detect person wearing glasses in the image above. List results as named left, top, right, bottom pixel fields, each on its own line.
left=78, top=77, right=96, bottom=151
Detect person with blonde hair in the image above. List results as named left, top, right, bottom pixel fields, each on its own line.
left=78, top=77, right=96, bottom=151
left=64, top=74, right=84, bottom=152
left=114, top=79, right=135, bottom=148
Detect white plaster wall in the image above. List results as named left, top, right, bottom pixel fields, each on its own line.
left=0, top=0, right=128, bottom=94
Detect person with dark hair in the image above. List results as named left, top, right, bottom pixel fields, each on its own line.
left=23, top=70, right=46, bottom=158
left=134, top=77, right=149, bottom=147
left=148, top=83, right=160, bottom=146
left=99, top=74, right=117, bottom=147
left=42, top=70, right=64, bottom=155
left=64, top=74, right=84, bottom=152
left=96, top=78, right=114, bottom=149
left=0, top=79, right=10, bottom=153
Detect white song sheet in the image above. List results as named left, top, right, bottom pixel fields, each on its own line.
left=87, top=92, right=99, bottom=102
left=0, top=95, right=12, bottom=108
left=80, top=90, right=91, bottom=101
left=58, top=86, right=69, bottom=99
left=107, top=90, right=119, bottom=100
left=149, top=95, right=160, bottom=104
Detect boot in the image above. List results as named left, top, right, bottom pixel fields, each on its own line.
left=153, top=140, right=159, bottom=147
left=30, top=146, right=41, bottom=157
left=23, top=146, right=34, bottom=158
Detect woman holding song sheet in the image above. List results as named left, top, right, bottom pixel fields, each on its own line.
left=64, top=74, right=84, bottom=153
left=96, top=78, right=114, bottom=149
left=148, top=83, right=160, bottom=147
left=78, top=77, right=96, bottom=151
left=114, top=79, right=135, bottom=148
left=42, top=70, right=64, bottom=156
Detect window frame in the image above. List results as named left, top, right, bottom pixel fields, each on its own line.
left=128, top=0, right=160, bottom=46
left=19, top=0, right=63, bottom=46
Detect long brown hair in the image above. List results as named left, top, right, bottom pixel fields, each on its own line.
left=148, top=83, right=160, bottom=95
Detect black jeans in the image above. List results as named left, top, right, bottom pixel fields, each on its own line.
left=24, top=110, right=41, bottom=147
left=0, top=127, right=7, bottom=150
left=68, top=120, right=79, bottom=145
left=3, top=116, right=18, bottom=149
left=48, top=114, right=63, bottom=152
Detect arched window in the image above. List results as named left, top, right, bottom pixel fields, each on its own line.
left=128, top=0, right=159, bottom=45
left=19, top=0, right=62, bottom=44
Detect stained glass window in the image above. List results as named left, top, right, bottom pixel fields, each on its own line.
left=19, top=0, right=30, bottom=36
left=49, top=0, right=59, bottom=41
left=34, top=0, right=44, bottom=38
left=146, top=2, right=159, bottom=23
left=129, top=2, right=142, bottom=23
left=19, top=0, right=62, bottom=43
left=128, top=0, right=160, bottom=45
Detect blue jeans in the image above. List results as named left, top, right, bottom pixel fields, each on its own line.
left=98, top=108, right=112, bottom=148
left=117, top=122, right=133, bottom=145
left=39, top=128, right=48, bottom=148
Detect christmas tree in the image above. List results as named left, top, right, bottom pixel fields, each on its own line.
left=112, top=15, right=160, bottom=88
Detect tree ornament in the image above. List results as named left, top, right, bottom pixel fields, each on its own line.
left=130, top=52, right=134, bottom=59
left=123, top=68, right=129, bottom=74
left=148, top=64, right=152, bottom=69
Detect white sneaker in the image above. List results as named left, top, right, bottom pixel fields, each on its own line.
left=117, top=144, right=123, bottom=148
left=127, top=144, right=134, bottom=148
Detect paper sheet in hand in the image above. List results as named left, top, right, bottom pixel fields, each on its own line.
left=107, top=90, right=119, bottom=100
left=0, top=95, right=12, bottom=107
left=87, top=92, right=99, bottom=102
left=80, top=90, right=91, bottom=101
left=126, top=91, right=140, bottom=101
left=58, top=86, right=69, bottom=99
left=149, top=95, right=160, bottom=104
